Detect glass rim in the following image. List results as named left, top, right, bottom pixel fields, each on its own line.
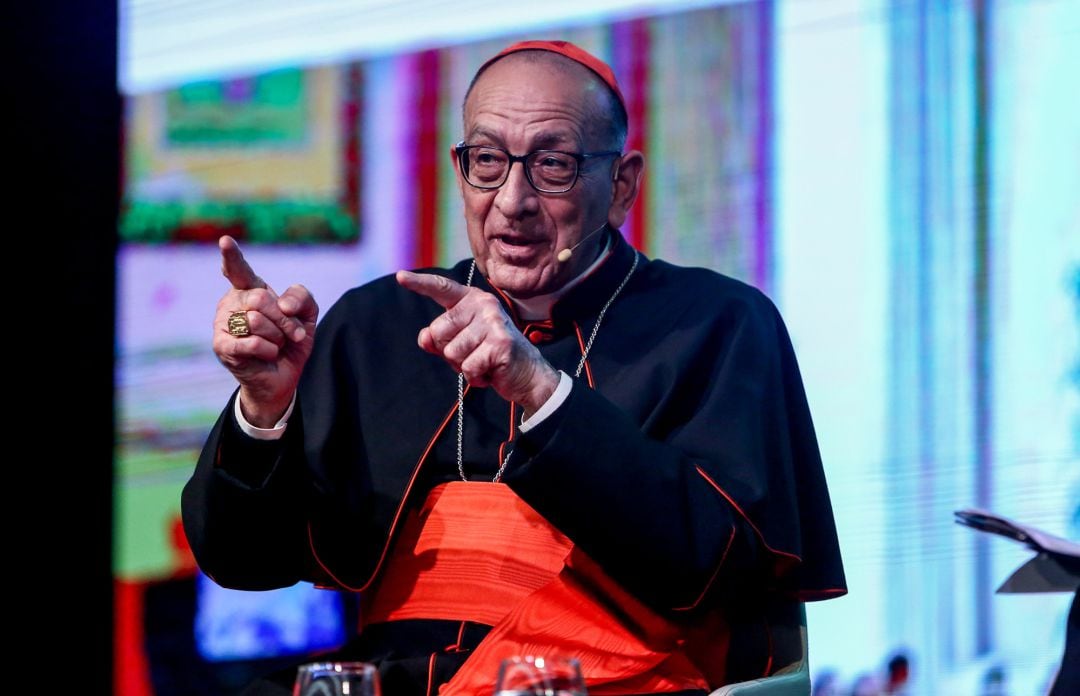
left=297, top=661, right=378, bottom=673
left=500, top=655, right=581, bottom=662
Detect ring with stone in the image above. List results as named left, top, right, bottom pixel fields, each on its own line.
left=227, top=310, right=251, bottom=337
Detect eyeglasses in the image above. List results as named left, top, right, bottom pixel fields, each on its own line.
left=455, top=142, right=621, bottom=194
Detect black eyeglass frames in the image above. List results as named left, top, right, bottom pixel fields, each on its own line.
left=455, top=143, right=621, bottom=194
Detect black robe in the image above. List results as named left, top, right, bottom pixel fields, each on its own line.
left=182, top=231, right=846, bottom=693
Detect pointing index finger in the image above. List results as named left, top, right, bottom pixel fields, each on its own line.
left=396, top=270, right=469, bottom=309
left=220, top=235, right=267, bottom=291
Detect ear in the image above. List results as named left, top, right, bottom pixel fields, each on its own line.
left=449, top=144, right=465, bottom=192
left=606, top=150, right=645, bottom=230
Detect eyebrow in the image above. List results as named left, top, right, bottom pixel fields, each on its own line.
left=465, top=127, right=582, bottom=151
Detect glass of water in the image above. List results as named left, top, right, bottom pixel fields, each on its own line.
left=293, top=661, right=381, bottom=696
left=494, top=655, right=587, bottom=696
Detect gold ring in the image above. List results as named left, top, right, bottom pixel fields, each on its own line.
left=227, top=310, right=251, bottom=337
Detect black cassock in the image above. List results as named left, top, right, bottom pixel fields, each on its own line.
left=182, top=230, right=847, bottom=694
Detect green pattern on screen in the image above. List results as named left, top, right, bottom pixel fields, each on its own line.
left=166, top=69, right=306, bottom=145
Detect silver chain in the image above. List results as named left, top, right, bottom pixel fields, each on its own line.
left=456, top=251, right=640, bottom=483
left=571, top=250, right=638, bottom=380
left=455, top=261, right=477, bottom=483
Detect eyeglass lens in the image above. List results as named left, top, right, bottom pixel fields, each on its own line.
left=461, top=147, right=578, bottom=192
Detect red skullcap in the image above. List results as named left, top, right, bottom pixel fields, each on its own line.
left=478, top=40, right=626, bottom=114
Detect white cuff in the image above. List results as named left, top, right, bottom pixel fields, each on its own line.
left=234, top=392, right=296, bottom=441
left=519, top=371, right=573, bottom=433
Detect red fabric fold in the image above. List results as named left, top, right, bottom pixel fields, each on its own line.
left=363, top=482, right=713, bottom=695
left=363, top=482, right=572, bottom=627
left=440, top=549, right=710, bottom=695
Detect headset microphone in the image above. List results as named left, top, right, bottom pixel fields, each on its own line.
left=557, top=222, right=607, bottom=263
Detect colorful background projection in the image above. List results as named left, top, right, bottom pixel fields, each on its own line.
left=115, top=0, right=1079, bottom=694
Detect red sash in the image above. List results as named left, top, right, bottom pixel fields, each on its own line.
left=362, top=482, right=714, bottom=695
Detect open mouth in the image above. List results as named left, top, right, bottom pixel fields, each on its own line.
left=491, top=234, right=545, bottom=263
left=495, top=234, right=540, bottom=247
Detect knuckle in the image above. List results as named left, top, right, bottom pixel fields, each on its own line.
left=469, top=295, right=489, bottom=313
left=440, top=311, right=460, bottom=332
left=461, top=355, right=489, bottom=380
left=259, top=314, right=280, bottom=335
left=218, top=341, right=241, bottom=360
left=217, top=293, right=240, bottom=314
left=292, top=284, right=317, bottom=309
left=445, top=341, right=468, bottom=363
left=248, top=288, right=270, bottom=306
left=480, top=307, right=503, bottom=324
left=256, top=341, right=279, bottom=361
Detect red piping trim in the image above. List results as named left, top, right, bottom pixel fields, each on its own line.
left=487, top=283, right=523, bottom=326
left=797, top=587, right=848, bottom=600
left=497, top=400, right=516, bottom=469
left=307, top=388, right=470, bottom=591
left=762, top=620, right=774, bottom=677
left=693, top=465, right=802, bottom=564
left=572, top=322, right=595, bottom=388
left=443, top=620, right=468, bottom=653
left=672, top=524, right=736, bottom=612
left=425, top=652, right=437, bottom=696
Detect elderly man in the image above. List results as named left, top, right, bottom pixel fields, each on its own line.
left=183, top=40, right=846, bottom=695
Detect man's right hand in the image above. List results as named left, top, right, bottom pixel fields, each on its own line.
left=212, top=235, right=319, bottom=428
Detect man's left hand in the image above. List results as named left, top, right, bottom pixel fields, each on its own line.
left=397, top=270, right=560, bottom=417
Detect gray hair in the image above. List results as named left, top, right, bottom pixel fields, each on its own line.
left=462, top=50, right=628, bottom=152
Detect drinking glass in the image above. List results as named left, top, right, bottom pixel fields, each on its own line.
left=293, top=661, right=381, bottom=696
left=494, top=655, right=587, bottom=696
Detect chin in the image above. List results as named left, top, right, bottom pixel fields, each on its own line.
left=486, top=263, right=559, bottom=298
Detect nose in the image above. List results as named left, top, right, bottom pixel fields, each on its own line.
left=493, top=160, right=540, bottom=220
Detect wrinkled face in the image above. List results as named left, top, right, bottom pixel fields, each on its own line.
left=456, top=56, right=619, bottom=298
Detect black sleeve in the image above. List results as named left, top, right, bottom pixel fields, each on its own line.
left=180, top=278, right=441, bottom=594
left=503, top=290, right=846, bottom=614
left=181, top=391, right=316, bottom=590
